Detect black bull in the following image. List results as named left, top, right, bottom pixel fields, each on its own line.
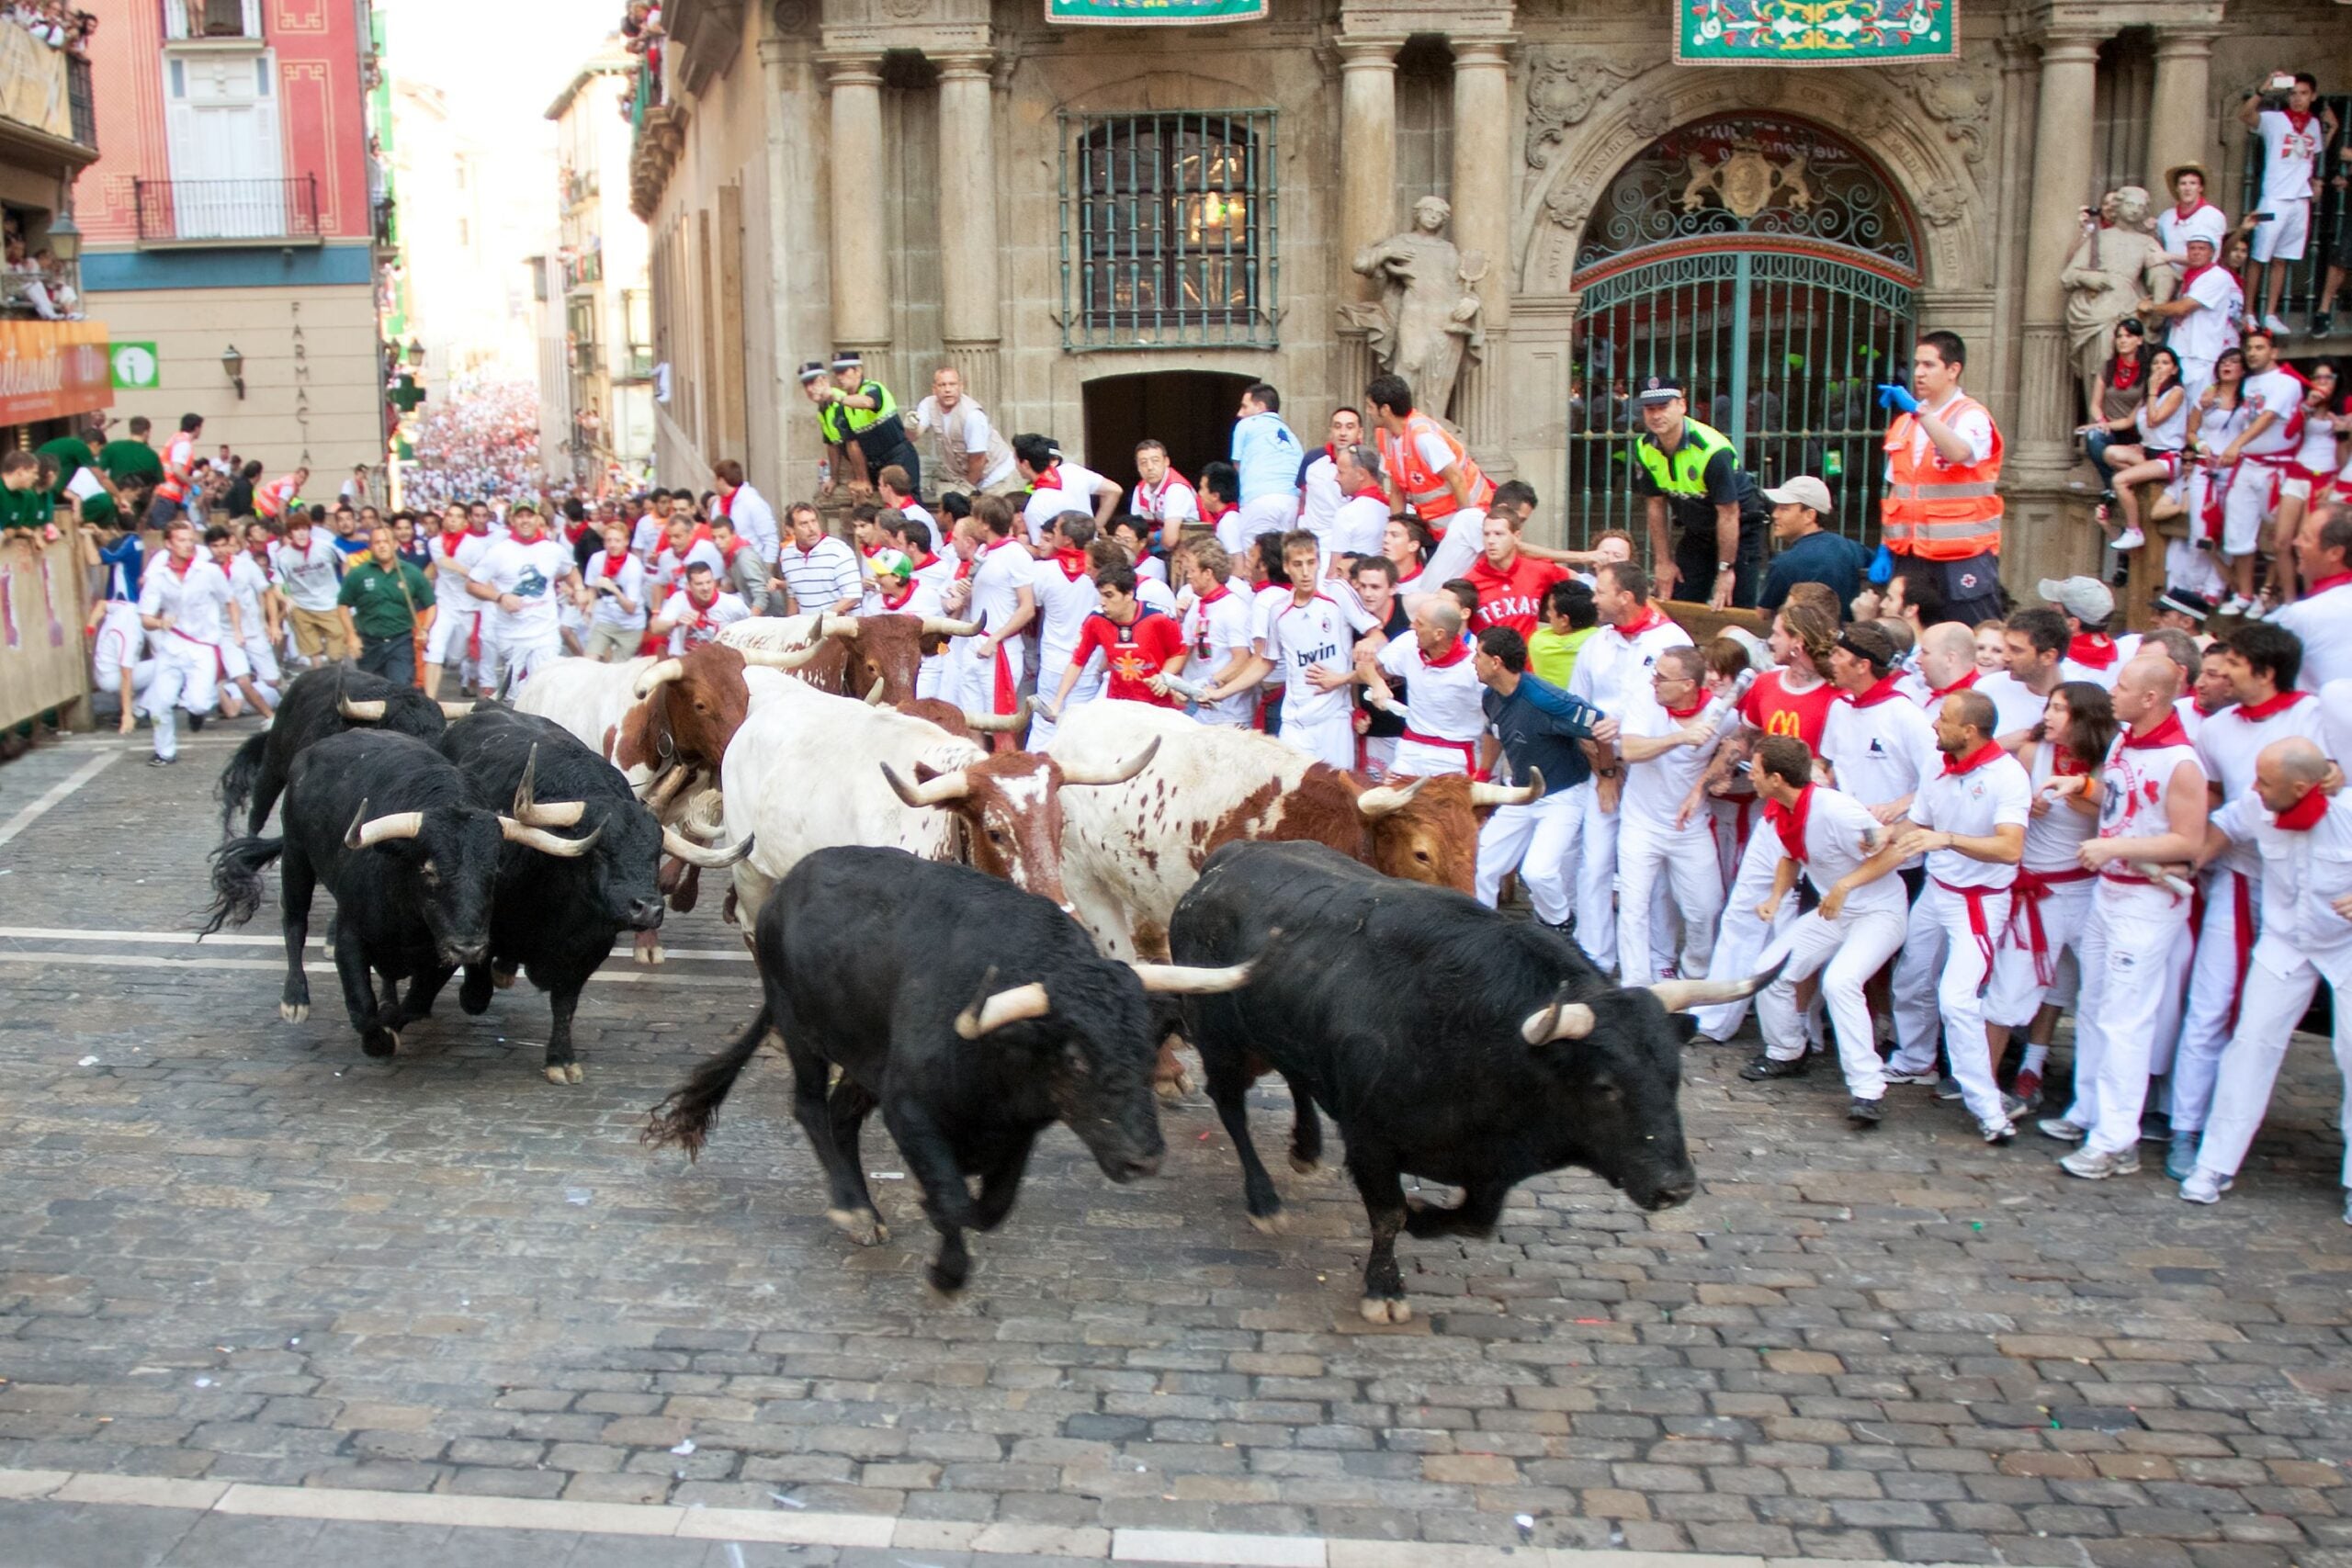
left=217, top=665, right=462, bottom=836
left=1169, top=840, right=1773, bottom=1324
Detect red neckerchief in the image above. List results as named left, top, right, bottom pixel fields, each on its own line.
left=685, top=522, right=715, bottom=552
left=718, top=535, right=748, bottom=565
left=2283, top=107, right=2316, bottom=137
left=1612, top=604, right=1668, bottom=640
left=1324, top=443, right=1337, bottom=465
left=956, top=535, right=1018, bottom=583
left=1031, top=465, right=1064, bottom=492
left=1050, top=547, right=1089, bottom=581
left=600, top=549, right=628, bottom=580
left=859, top=542, right=884, bottom=560
left=684, top=588, right=719, bottom=627
left=1201, top=499, right=1232, bottom=526
left=2194, top=697, right=2230, bottom=717
left=167, top=552, right=196, bottom=580
left=1194, top=582, right=1229, bottom=608
left=2306, top=570, right=2352, bottom=594
left=2053, top=747, right=2093, bottom=778
left=1928, top=669, right=1978, bottom=700
left=1665, top=695, right=1708, bottom=721
left=877, top=578, right=916, bottom=611
left=2234, top=688, right=2309, bottom=722
left=910, top=549, right=938, bottom=572
left=713, top=489, right=732, bottom=518
left=2109, top=355, right=2143, bottom=392
left=2122, top=711, right=2191, bottom=750
left=2172, top=198, right=2216, bottom=223
left=2276, top=788, right=2330, bottom=831
left=1422, top=637, right=1474, bottom=670
left=2181, top=261, right=2219, bottom=292
left=1351, top=483, right=1387, bottom=502
left=1848, top=673, right=1908, bottom=707
left=1942, top=739, right=2006, bottom=776
left=1765, top=783, right=1814, bottom=863
left=435, top=529, right=469, bottom=558
left=2068, top=633, right=2119, bottom=670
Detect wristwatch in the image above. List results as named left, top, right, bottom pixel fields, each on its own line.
left=1716, top=561, right=1735, bottom=573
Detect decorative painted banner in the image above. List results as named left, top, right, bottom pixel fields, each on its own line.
left=1046, top=0, right=1266, bottom=24
left=0, top=320, right=114, bottom=426
left=1676, top=0, right=1959, bottom=65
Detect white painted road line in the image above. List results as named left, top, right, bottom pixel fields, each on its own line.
left=0, top=923, right=751, bottom=960
left=0, top=950, right=713, bottom=985
left=0, top=750, right=120, bottom=850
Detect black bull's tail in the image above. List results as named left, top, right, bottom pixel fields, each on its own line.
left=216, top=731, right=268, bottom=834
left=643, top=1003, right=774, bottom=1160
left=200, top=835, right=285, bottom=937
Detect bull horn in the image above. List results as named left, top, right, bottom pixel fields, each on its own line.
left=662, top=826, right=754, bottom=869
left=344, top=801, right=424, bottom=850
left=1130, top=958, right=1255, bottom=995
left=640, top=765, right=689, bottom=811
left=960, top=696, right=1032, bottom=734
left=922, top=615, right=981, bottom=638
left=1645, top=958, right=1787, bottom=1014
left=338, top=696, right=389, bottom=722
left=508, top=744, right=590, bottom=828
left=1059, top=735, right=1160, bottom=787
left=499, top=817, right=605, bottom=858
left=678, top=789, right=725, bottom=839
left=632, top=659, right=685, bottom=699
left=954, top=966, right=1052, bottom=1038
left=438, top=701, right=477, bottom=719
left=864, top=677, right=888, bottom=705
left=825, top=615, right=862, bottom=639
left=1472, top=768, right=1544, bottom=808
left=879, top=761, right=969, bottom=807
left=735, top=640, right=824, bottom=671
left=1355, top=776, right=1428, bottom=819
left=1521, top=981, right=1597, bottom=1044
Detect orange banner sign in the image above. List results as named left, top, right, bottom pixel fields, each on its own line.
left=0, top=319, right=114, bottom=426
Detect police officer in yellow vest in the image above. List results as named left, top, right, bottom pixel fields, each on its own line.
left=1630, top=375, right=1770, bottom=610
left=803, top=351, right=923, bottom=500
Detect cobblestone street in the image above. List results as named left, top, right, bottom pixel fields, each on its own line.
left=1, top=731, right=2348, bottom=1567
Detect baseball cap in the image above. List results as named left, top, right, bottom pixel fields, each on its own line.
left=2037, top=574, right=2115, bottom=625
left=1634, top=374, right=1686, bottom=407
left=1761, top=476, right=1835, bottom=513
left=830, top=350, right=863, bottom=373
left=796, top=360, right=828, bottom=384
left=2154, top=587, right=2214, bottom=621
left=2179, top=211, right=2226, bottom=250
left=871, top=547, right=913, bottom=582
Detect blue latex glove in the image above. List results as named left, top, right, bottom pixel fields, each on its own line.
left=1875, top=382, right=1920, bottom=414
left=1868, top=543, right=1894, bottom=584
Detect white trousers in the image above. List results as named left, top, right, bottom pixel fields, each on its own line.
left=425, top=605, right=481, bottom=669
left=1362, top=735, right=1398, bottom=778
left=1889, top=881, right=2011, bottom=1125
left=1694, top=827, right=1792, bottom=1041
left=1616, top=815, right=1724, bottom=985
left=2169, top=866, right=2259, bottom=1135
left=95, top=657, right=157, bottom=700
left=1757, top=908, right=1910, bottom=1100
left=1983, top=876, right=2096, bottom=1030
left=2194, top=944, right=2352, bottom=1185
left=239, top=634, right=282, bottom=686
left=1389, top=736, right=1473, bottom=778
left=1568, top=782, right=1621, bottom=971
left=143, top=649, right=222, bottom=761
left=1278, top=707, right=1356, bottom=773
left=2222, top=460, right=2277, bottom=558
left=1475, top=789, right=1582, bottom=927
left=2061, top=890, right=2194, bottom=1156
left=1024, top=660, right=1100, bottom=749
left=485, top=635, right=560, bottom=697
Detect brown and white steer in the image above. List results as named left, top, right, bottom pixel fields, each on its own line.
left=718, top=679, right=1157, bottom=927
left=718, top=612, right=974, bottom=708
left=1044, top=700, right=1536, bottom=1093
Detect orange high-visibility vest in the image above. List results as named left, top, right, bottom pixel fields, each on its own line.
left=1379, top=412, right=1495, bottom=522
left=1882, top=396, right=2003, bottom=560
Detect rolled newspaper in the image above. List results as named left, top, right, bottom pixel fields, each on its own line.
left=2128, top=860, right=2196, bottom=898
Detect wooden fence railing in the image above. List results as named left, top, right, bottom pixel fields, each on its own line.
left=0, top=525, right=91, bottom=734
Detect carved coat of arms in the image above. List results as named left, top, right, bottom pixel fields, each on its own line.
left=1678, top=141, right=1815, bottom=219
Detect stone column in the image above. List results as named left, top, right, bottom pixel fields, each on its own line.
left=1450, top=37, right=1514, bottom=468
left=2014, top=33, right=2104, bottom=459
left=1338, top=39, right=1399, bottom=301
left=822, top=53, right=889, bottom=352
left=2146, top=30, right=2217, bottom=198
left=933, top=51, right=1001, bottom=407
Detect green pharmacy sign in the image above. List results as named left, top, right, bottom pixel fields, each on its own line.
left=1046, top=0, right=1266, bottom=23
left=1677, top=0, right=1958, bottom=65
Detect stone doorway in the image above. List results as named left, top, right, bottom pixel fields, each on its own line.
left=1080, top=370, right=1254, bottom=500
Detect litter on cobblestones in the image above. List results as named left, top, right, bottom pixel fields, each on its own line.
left=871, top=1171, right=904, bottom=1179
left=76, top=1055, right=97, bottom=1066
left=768, top=1492, right=806, bottom=1508
left=671, top=1438, right=695, bottom=1454
left=193, top=1377, right=212, bottom=1387
left=565, top=1188, right=593, bottom=1205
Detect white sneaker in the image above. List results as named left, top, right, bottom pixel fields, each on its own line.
left=2220, top=594, right=2255, bottom=618
left=2179, top=1168, right=2232, bottom=1204
left=2263, top=312, right=2290, bottom=337
left=1883, top=1067, right=1940, bottom=1086
left=1981, top=1118, right=2018, bottom=1144
left=2113, top=527, right=2146, bottom=552
left=2037, top=1116, right=2086, bottom=1143
left=2060, top=1145, right=2141, bottom=1179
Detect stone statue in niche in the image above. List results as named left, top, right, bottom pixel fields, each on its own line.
left=1338, top=196, right=1486, bottom=423
left=2060, top=186, right=2176, bottom=421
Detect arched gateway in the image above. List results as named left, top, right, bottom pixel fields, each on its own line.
left=1566, top=113, right=1922, bottom=544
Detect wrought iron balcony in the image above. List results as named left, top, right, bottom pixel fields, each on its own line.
left=134, top=175, right=322, bottom=244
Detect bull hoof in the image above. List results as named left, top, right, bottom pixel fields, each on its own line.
left=361, top=1027, right=400, bottom=1058
left=825, top=1207, right=889, bottom=1246
left=564, top=1061, right=584, bottom=1084
left=639, top=942, right=665, bottom=966
left=279, top=1002, right=309, bottom=1023
left=1358, top=1296, right=1413, bottom=1325
left=1152, top=1070, right=1193, bottom=1104
left=543, top=1062, right=584, bottom=1086
left=491, top=966, right=518, bottom=990
left=1289, top=1153, right=1322, bottom=1175
left=1246, top=1209, right=1290, bottom=1236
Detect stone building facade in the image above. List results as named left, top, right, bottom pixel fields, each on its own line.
left=631, top=0, right=2348, bottom=593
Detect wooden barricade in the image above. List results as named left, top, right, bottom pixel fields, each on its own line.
left=0, top=525, right=90, bottom=735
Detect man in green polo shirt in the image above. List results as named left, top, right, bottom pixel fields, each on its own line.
left=1629, top=374, right=1770, bottom=611
left=337, top=524, right=435, bottom=687
left=99, top=416, right=166, bottom=491
left=37, top=425, right=100, bottom=502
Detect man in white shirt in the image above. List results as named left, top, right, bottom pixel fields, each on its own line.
left=1819, top=622, right=1940, bottom=829
left=136, top=519, right=242, bottom=766
left=2041, top=658, right=2209, bottom=1177
left=1329, top=441, right=1392, bottom=560
left=1131, top=439, right=1201, bottom=548
left=2136, top=232, right=2241, bottom=398
left=1740, top=736, right=1911, bottom=1122
left=653, top=512, right=727, bottom=603
left=271, top=515, right=345, bottom=670
left=630, top=491, right=674, bottom=558
left=910, top=366, right=1018, bottom=497
left=1173, top=537, right=1259, bottom=729
left=960, top=493, right=1040, bottom=722
left=1882, top=689, right=2033, bottom=1143
left=422, top=509, right=492, bottom=694
left=207, top=525, right=278, bottom=716
left=1359, top=597, right=1485, bottom=776
left=2215, top=328, right=2303, bottom=615
left=650, top=561, right=752, bottom=655
left=2238, top=73, right=2335, bottom=334
left=1611, top=645, right=1731, bottom=986
left=2179, top=738, right=2352, bottom=1213
left=465, top=503, right=576, bottom=698
left=577, top=521, right=648, bottom=662
left=1026, top=513, right=1111, bottom=749
left=713, top=459, right=778, bottom=567
left=2270, top=505, right=2352, bottom=689
left=1295, top=407, right=1362, bottom=542
left=771, top=502, right=862, bottom=617
left=1566, top=561, right=1695, bottom=973
left=1982, top=607, right=2067, bottom=746
left=1206, top=530, right=1379, bottom=770
left=876, top=466, right=938, bottom=554
left=1013, top=434, right=1120, bottom=543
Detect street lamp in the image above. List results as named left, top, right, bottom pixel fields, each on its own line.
left=220, top=344, right=245, bottom=400
left=42, top=210, right=79, bottom=264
